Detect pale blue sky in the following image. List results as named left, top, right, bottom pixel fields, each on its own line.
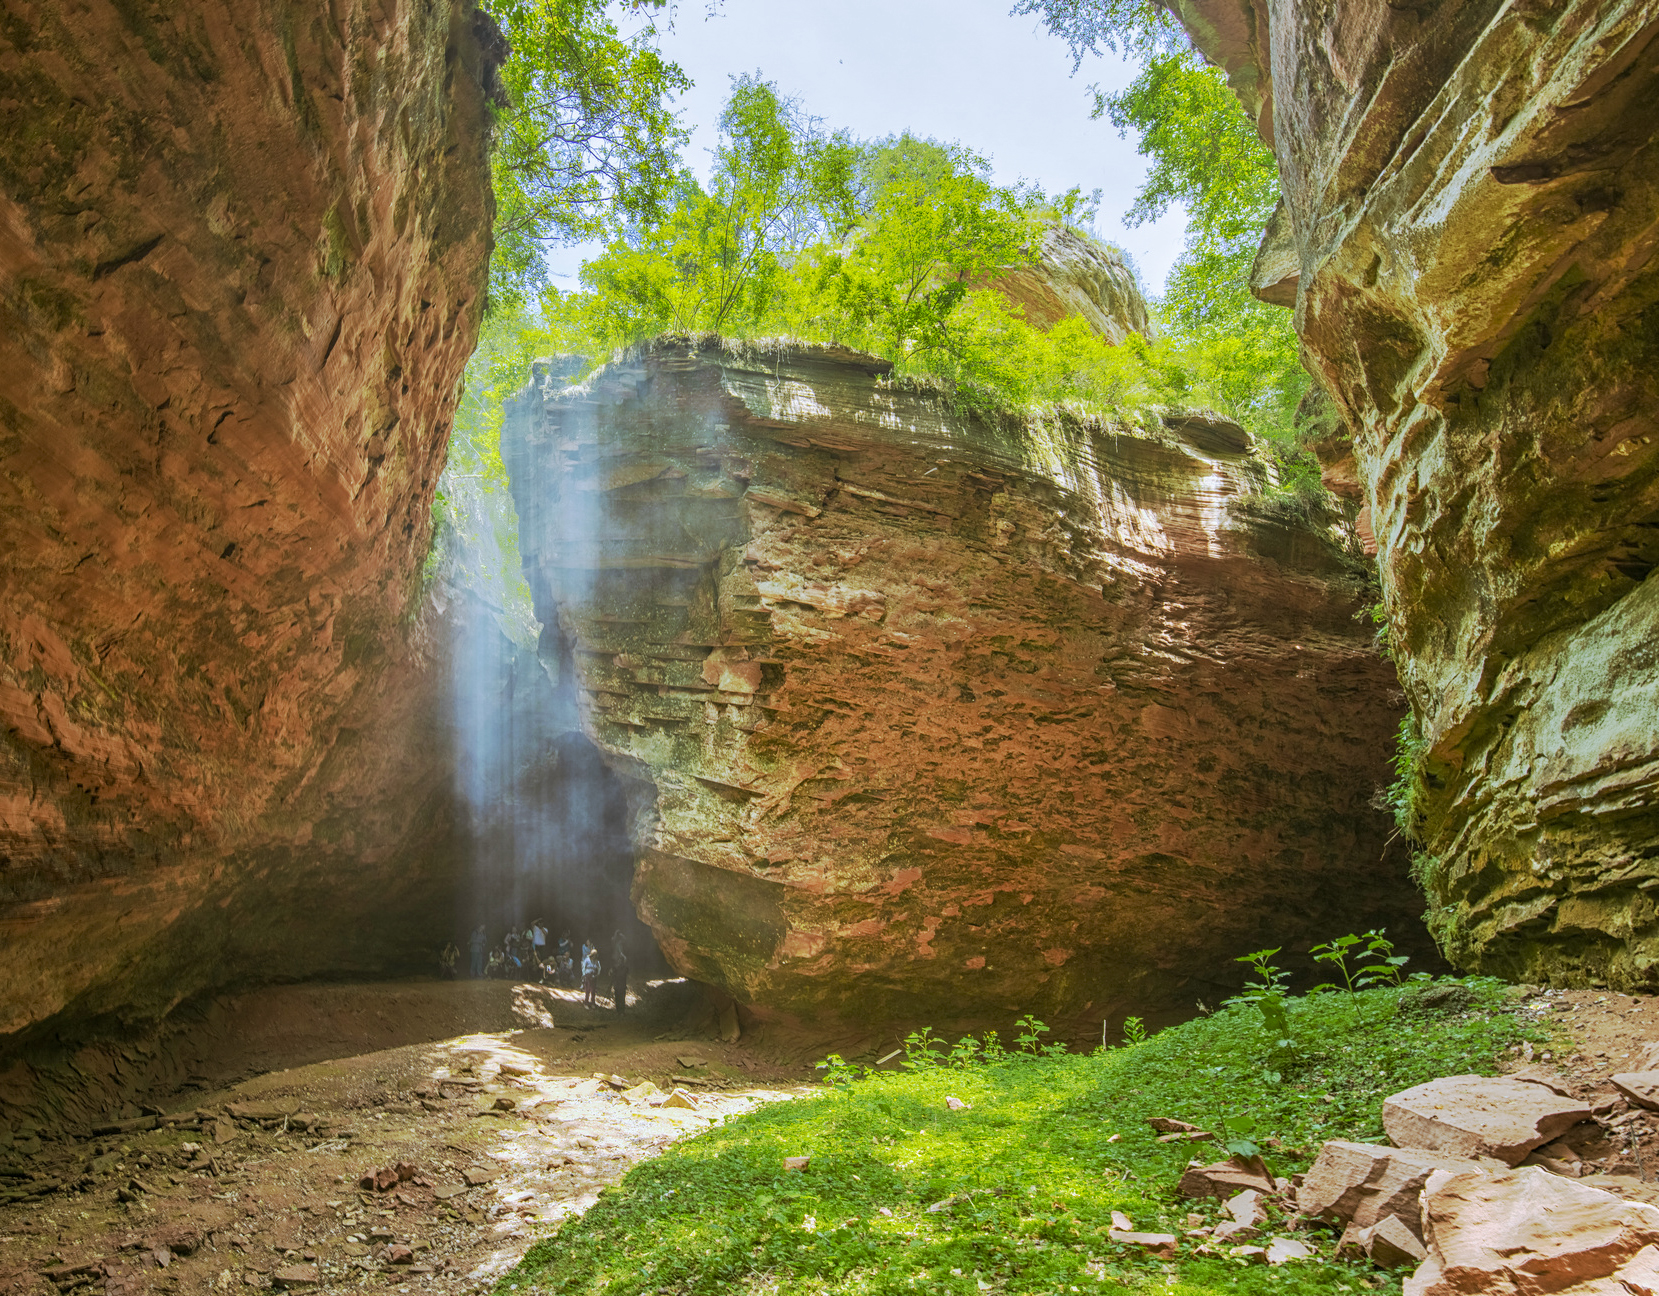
left=541, top=0, right=1190, bottom=295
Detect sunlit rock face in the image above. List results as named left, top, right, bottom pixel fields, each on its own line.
left=0, top=0, right=495, bottom=1039
left=990, top=226, right=1153, bottom=344
left=504, top=339, right=1420, bottom=1031
left=1171, top=1, right=1659, bottom=986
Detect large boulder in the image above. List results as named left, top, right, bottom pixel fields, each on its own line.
left=503, top=339, right=1424, bottom=1030
left=1406, top=1167, right=1659, bottom=1296
left=1383, top=1076, right=1591, bottom=1165
left=1167, top=0, right=1659, bottom=986
left=1300, top=1139, right=1477, bottom=1238
left=0, top=0, right=497, bottom=1041
left=989, top=225, right=1153, bottom=344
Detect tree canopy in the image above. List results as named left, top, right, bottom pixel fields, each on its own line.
left=482, top=0, right=691, bottom=311
left=1013, top=0, right=1309, bottom=443
left=441, top=3, right=1336, bottom=604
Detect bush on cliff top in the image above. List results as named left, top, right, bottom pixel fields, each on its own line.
left=497, top=978, right=1548, bottom=1296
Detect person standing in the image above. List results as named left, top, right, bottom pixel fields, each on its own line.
left=557, top=931, right=573, bottom=987
left=468, top=924, right=486, bottom=979
left=581, top=945, right=600, bottom=1008
left=609, top=940, right=630, bottom=1017
left=531, top=919, right=547, bottom=966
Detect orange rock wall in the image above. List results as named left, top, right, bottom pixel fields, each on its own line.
left=0, top=0, right=495, bottom=1039
left=505, top=342, right=1426, bottom=1033
left=1170, top=0, right=1659, bottom=986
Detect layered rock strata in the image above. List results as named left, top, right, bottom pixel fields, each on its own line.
left=504, top=339, right=1420, bottom=1030
left=0, top=0, right=496, bottom=1039
left=1172, top=0, right=1659, bottom=984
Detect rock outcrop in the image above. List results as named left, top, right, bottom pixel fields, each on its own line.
left=504, top=337, right=1421, bottom=1031
left=0, top=0, right=496, bottom=1040
left=991, top=225, right=1154, bottom=344
left=1168, top=1, right=1659, bottom=986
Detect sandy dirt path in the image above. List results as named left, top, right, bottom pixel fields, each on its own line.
left=0, top=979, right=819, bottom=1295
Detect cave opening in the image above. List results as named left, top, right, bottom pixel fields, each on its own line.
left=468, top=730, right=660, bottom=966
left=448, top=597, right=665, bottom=980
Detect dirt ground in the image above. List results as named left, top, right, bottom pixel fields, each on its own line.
left=0, top=977, right=836, bottom=1296
left=10, top=978, right=1659, bottom=1295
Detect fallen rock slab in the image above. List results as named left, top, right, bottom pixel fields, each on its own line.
left=1148, top=1117, right=1205, bottom=1134
left=1406, top=1166, right=1659, bottom=1296
left=1505, top=1066, right=1575, bottom=1097
left=1299, top=1139, right=1479, bottom=1238
left=1109, top=1230, right=1177, bottom=1258
left=1612, top=1072, right=1659, bottom=1113
left=621, top=1081, right=663, bottom=1106
left=272, top=1265, right=321, bottom=1289
left=1339, top=1215, right=1426, bottom=1269
left=1224, top=1188, right=1264, bottom=1226
left=1265, top=1238, right=1313, bottom=1265
left=1383, top=1075, right=1590, bottom=1165
left=1177, top=1156, right=1275, bottom=1199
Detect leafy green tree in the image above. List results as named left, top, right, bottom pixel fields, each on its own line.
left=1007, top=0, right=1184, bottom=63
left=484, top=0, right=691, bottom=310
left=557, top=74, right=863, bottom=346
left=1103, top=49, right=1304, bottom=438
left=803, top=138, right=1042, bottom=380
left=1011, top=3, right=1311, bottom=445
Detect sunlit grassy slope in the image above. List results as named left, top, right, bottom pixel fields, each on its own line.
left=501, top=980, right=1548, bottom=1296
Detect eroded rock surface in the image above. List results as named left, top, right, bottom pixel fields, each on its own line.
left=0, top=0, right=496, bottom=1039
left=1170, top=0, right=1659, bottom=986
left=990, top=225, right=1153, bottom=344
left=1408, top=1166, right=1659, bottom=1296
left=504, top=339, right=1420, bottom=1030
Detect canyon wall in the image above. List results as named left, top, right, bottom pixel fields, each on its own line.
left=1171, top=0, right=1659, bottom=984
left=0, top=0, right=496, bottom=1041
left=504, top=339, right=1423, bottom=1032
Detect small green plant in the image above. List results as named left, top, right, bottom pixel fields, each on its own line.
left=901, top=1027, right=945, bottom=1068
left=1310, top=929, right=1411, bottom=994
left=1120, top=1015, right=1148, bottom=1047
left=813, top=1053, right=862, bottom=1086
left=1385, top=712, right=1428, bottom=842
left=1014, top=1013, right=1049, bottom=1054
left=1218, top=1111, right=1262, bottom=1159
left=1225, top=947, right=1295, bottom=1064
left=1358, top=599, right=1394, bottom=660
left=946, top=1034, right=984, bottom=1068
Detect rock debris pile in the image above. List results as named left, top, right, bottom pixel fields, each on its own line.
left=1163, top=1042, right=1659, bottom=1291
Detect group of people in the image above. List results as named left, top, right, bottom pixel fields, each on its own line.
left=441, top=922, right=631, bottom=1014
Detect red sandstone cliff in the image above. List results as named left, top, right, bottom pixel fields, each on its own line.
left=0, top=0, right=495, bottom=1038
left=1168, top=0, right=1659, bottom=986
left=504, top=340, right=1424, bottom=1032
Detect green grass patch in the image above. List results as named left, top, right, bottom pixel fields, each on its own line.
left=499, top=980, right=1553, bottom=1296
